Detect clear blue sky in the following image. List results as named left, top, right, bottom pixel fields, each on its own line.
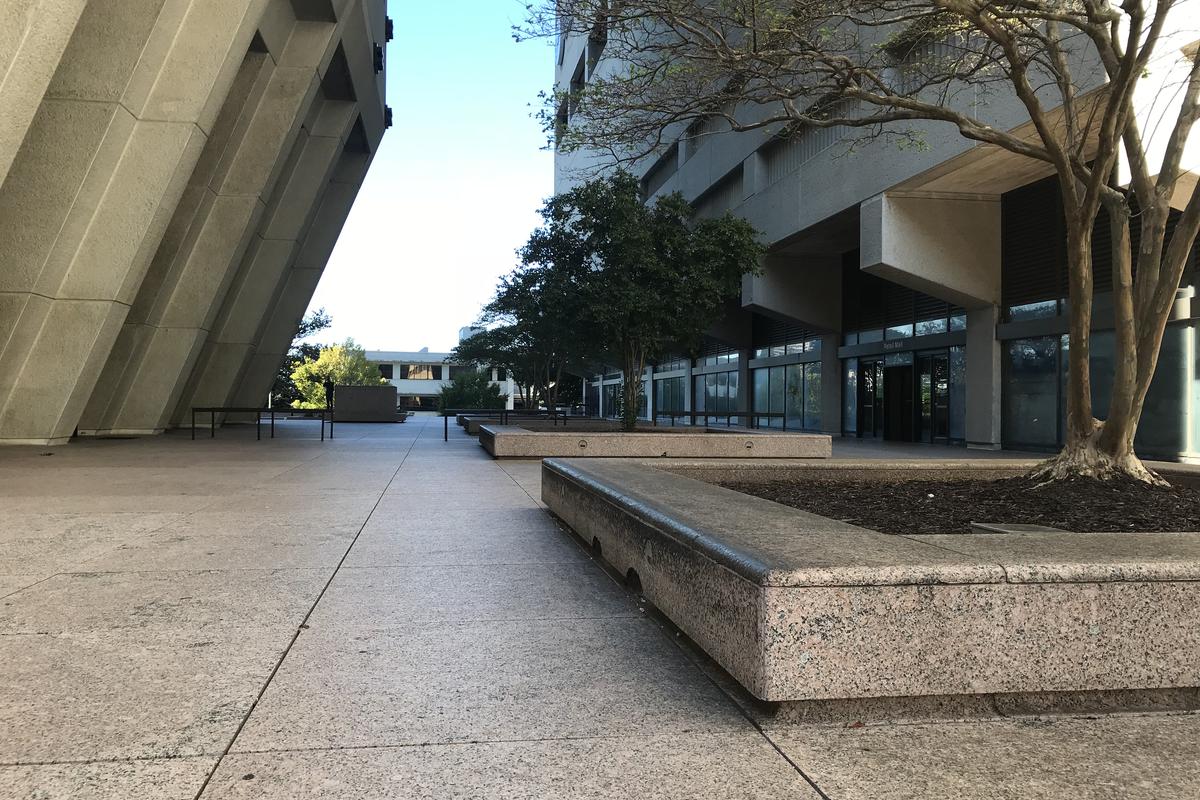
left=307, top=0, right=554, bottom=352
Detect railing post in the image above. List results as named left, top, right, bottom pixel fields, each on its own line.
left=444, top=413, right=449, bottom=442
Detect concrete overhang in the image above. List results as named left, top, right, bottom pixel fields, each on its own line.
left=859, top=191, right=1001, bottom=310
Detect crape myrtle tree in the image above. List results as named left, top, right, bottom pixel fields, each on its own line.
left=525, top=0, right=1200, bottom=483
left=548, top=172, right=763, bottom=430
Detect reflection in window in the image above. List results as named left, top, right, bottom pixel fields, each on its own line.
left=1007, top=300, right=1059, bottom=321
left=949, top=346, right=966, bottom=440
left=843, top=358, right=858, bottom=434
left=886, top=323, right=914, bottom=340
left=915, top=317, right=948, bottom=337
left=1003, top=337, right=1060, bottom=446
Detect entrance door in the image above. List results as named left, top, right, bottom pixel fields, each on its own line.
left=917, top=352, right=951, bottom=444
left=857, top=359, right=885, bottom=438
left=883, top=364, right=914, bottom=441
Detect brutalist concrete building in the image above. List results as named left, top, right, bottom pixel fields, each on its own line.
left=0, top=0, right=388, bottom=445
left=555, top=15, right=1200, bottom=460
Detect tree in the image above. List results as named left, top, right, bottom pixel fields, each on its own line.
left=271, top=308, right=331, bottom=407
left=453, top=325, right=547, bottom=409
left=527, top=0, right=1200, bottom=482
left=457, top=218, right=601, bottom=413
left=290, top=338, right=386, bottom=409
left=438, top=369, right=507, bottom=412
left=542, top=172, right=763, bottom=430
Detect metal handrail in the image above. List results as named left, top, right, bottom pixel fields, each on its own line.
left=191, top=406, right=333, bottom=441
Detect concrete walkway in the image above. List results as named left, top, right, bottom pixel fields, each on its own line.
left=0, top=417, right=1196, bottom=798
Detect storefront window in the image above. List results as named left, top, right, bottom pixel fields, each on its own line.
left=785, top=364, right=804, bottom=427
left=885, top=323, right=914, bottom=340
left=949, top=346, right=966, bottom=440
left=843, top=358, right=858, bottom=434
left=1003, top=337, right=1060, bottom=447
left=804, top=362, right=822, bottom=430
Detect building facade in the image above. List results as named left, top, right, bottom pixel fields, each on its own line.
left=558, top=13, right=1200, bottom=460
left=366, top=350, right=517, bottom=411
left=0, top=0, right=389, bottom=444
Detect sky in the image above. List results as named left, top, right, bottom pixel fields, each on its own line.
left=305, top=0, right=554, bottom=353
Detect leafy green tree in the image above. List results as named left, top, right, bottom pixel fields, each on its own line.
left=543, top=172, right=763, bottom=430
left=271, top=308, right=331, bottom=407
left=452, top=325, right=545, bottom=409
left=457, top=229, right=597, bottom=412
left=290, top=338, right=386, bottom=409
left=438, top=369, right=506, bottom=412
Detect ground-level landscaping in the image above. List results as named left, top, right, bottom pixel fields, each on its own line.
left=720, top=473, right=1200, bottom=534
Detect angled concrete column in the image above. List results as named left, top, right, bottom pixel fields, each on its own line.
left=229, top=148, right=370, bottom=409
left=0, top=0, right=88, bottom=186
left=859, top=192, right=1001, bottom=309
left=173, top=94, right=357, bottom=419
left=80, top=9, right=336, bottom=435
left=966, top=305, right=1002, bottom=449
left=0, top=0, right=268, bottom=445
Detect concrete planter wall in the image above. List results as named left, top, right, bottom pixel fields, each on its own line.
left=542, top=458, right=1200, bottom=715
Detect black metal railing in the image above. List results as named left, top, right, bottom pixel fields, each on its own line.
left=191, top=406, right=333, bottom=441
left=650, top=411, right=789, bottom=429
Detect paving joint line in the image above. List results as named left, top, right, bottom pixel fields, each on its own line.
left=188, top=422, right=423, bottom=799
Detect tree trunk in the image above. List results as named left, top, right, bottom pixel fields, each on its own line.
left=1032, top=203, right=1165, bottom=485
left=620, top=341, right=645, bottom=431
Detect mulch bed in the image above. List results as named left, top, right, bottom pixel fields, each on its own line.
left=720, top=474, right=1200, bottom=534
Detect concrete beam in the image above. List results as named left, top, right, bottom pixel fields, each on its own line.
left=966, top=305, right=1002, bottom=449
left=742, top=253, right=841, bottom=332
left=79, top=4, right=338, bottom=436
left=859, top=192, right=1001, bottom=310
left=0, top=0, right=268, bottom=445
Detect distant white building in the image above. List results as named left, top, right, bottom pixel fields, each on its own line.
left=365, top=348, right=516, bottom=411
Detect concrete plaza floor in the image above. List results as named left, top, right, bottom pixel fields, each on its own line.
left=0, top=416, right=1197, bottom=798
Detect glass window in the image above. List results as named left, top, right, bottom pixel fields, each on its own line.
left=1003, top=337, right=1060, bottom=447
left=950, top=314, right=967, bottom=332
left=377, top=364, right=393, bottom=380
left=770, top=344, right=786, bottom=357
left=949, top=346, right=966, bottom=440
left=786, top=342, right=805, bottom=355
left=717, top=371, right=729, bottom=411
left=693, top=375, right=706, bottom=413
left=784, top=364, right=804, bottom=428
left=843, top=332, right=859, bottom=346
left=752, top=368, right=769, bottom=415
left=431, top=365, right=443, bottom=380
left=886, top=323, right=914, bottom=340
left=915, top=317, right=948, bottom=337
left=859, top=329, right=883, bottom=344
left=843, top=358, right=858, bottom=434
left=806, top=338, right=822, bottom=354
left=728, top=351, right=739, bottom=363
left=884, top=352, right=913, bottom=367
left=769, top=365, right=785, bottom=427
left=706, top=373, right=718, bottom=414
left=727, top=370, right=739, bottom=414
left=804, top=362, right=822, bottom=431
left=1008, top=300, right=1059, bottom=321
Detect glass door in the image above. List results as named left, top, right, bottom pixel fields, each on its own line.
left=858, top=358, right=885, bottom=438
left=917, top=351, right=951, bottom=444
